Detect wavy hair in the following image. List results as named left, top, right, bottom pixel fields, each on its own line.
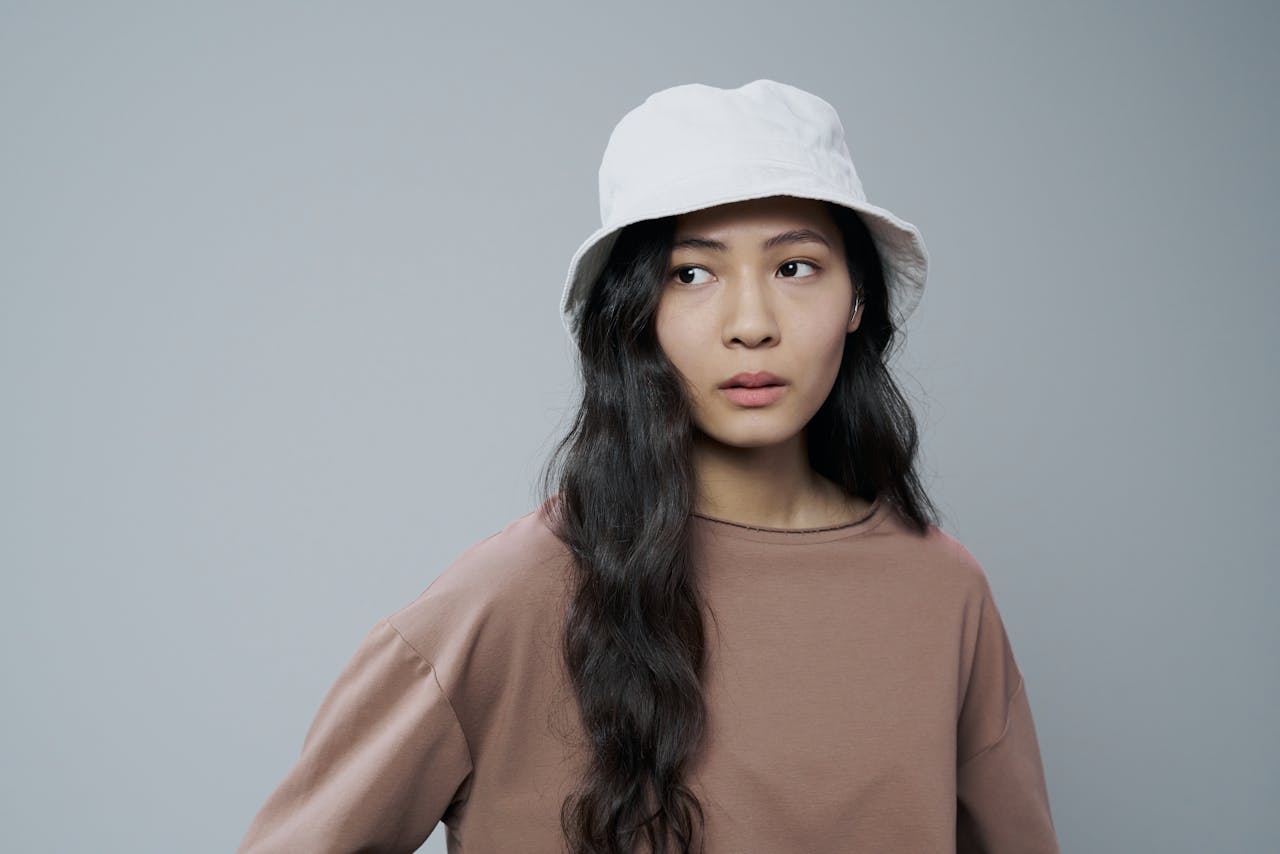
left=534, top=200, right=940, bottom=853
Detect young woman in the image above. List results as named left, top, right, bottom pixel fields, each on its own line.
left=237, top=80, right=1060, bottom=854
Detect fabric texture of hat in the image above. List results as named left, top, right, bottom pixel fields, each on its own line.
left=559, top=78, right=929, bottom=340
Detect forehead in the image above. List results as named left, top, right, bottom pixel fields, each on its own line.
left=672, top=195, right=837, bottom=238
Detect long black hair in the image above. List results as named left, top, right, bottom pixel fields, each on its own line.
left=534, top=199, right=940, bottom=853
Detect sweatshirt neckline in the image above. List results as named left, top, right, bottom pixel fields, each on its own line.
left=689, top=494, right=889, bottom=544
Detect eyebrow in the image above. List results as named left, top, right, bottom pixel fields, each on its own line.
left=670, top=228, right=833, bottom=253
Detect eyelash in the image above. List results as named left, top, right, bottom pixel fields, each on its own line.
left=669, top=259, right=823, bottom=286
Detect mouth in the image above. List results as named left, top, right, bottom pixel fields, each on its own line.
left=719, top=371, right=787, bottom=389
left=719, top=383, right=787, bottom=407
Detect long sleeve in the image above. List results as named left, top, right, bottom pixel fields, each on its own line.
left=955, top=582, right=1060, bottom=854
left=236, top=617, right=474, bottom=854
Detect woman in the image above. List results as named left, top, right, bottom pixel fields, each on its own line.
left=236, top=80, right=1060, bottom=853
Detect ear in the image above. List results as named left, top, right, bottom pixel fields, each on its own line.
left=847, top=287, right=864, bottom=333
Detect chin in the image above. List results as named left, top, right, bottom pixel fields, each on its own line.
left=698, top=421, right=803, bottom=449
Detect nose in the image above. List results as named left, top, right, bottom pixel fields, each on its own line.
left=721, top=273, right=779, bottom=346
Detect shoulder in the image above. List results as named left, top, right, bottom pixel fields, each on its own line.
left=384, top=495, right=573, bottom=663
left=920, top=524, right=1020, bottom=674
left=874, top=505, right=995, bottom=604
left=923, top=523, right=995, bottom=598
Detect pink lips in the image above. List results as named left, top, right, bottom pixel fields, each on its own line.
left=720, top=370, right=786, bottom=389
left=721, top=384, right=786, bottom=407
left=718, top=371, right=788, bottom=407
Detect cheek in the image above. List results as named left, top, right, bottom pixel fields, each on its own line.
left=822, top=325, right=849, bottom=364
left=655, top=304, right=699, bottom=374
left=802, top=323, right=852, bottom=389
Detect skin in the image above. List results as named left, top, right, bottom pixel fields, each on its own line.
left=655, top=194, right=874, bottom=530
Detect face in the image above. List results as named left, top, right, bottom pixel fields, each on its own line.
left=655, top=195, right=861, bottom=449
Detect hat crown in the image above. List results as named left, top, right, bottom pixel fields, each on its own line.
left=597, top=79, right=867, bottom=226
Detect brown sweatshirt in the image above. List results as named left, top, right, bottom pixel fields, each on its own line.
left=236, top=494, right=1059, bottom=853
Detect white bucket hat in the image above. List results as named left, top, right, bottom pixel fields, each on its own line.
left=559, top=78, right=929, bottom=340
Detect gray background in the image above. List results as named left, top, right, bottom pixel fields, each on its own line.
left=2, top=2, right=1276, bottom=851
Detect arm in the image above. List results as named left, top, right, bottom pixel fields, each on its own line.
left=955, top=583, right=1060, bottom=853
left=235, top=618, right=473, bottom=853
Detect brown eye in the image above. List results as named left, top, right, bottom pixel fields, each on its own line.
left=779, top=260, right=820, bottom=278
left=672, top=265, right=711, bottom=286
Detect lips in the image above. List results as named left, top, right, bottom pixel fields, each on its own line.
left=719, top=370, right=786, bottom=389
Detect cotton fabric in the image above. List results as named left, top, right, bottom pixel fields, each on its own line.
left=236, top=494, right=1059, bottom=852
left=558, top=79, right=930, bottom=339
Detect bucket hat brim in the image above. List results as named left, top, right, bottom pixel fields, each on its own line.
left=559, top=159, right=928, bottom=340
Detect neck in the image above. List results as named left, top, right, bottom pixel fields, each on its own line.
left=689, top=430, right=869, bottom=528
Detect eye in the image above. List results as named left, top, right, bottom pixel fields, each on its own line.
left=671, top=265, right=713, bottom=286
left=670, top=260, right=822, bottom=286
left=778, top=259, right=821, bottom=278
